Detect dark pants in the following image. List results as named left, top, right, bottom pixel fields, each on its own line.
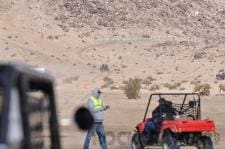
left=83, top=122, right=108, bottom=149
left=144, top=120, right=156, bottom=140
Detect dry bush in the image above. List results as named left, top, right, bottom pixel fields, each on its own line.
left=142, top=76, right=156, bottom=86
left=142, top=34, right=150, bottom=38
left=102, top=77, right=114, bottom=88
left=150, top=84, right=160, bottom=91
left=219, top=69, right=224, bottom=72
left=110, top=86, right=119, bottom=90
left=156, top=71, right=164, bottom=75
left=219, top=84, right=225, bottom=92
left=163, top=82, right=181, bottom=90
left=47, top=35, right=54, bottom=40
left=103, top=76, right=114, bottom=83
left=63, top=76, right=79, bottom=84
left=190, top=80, right=201, bottom=85
left=194, top=52, right=206, bottom=59
left=30, top=52, right=35, bottom=55
left=124, top=78, right=141, bottom=99
left=121, top=64, right=128, bottom=68
left=179, top=87, right=185, bottom=91
left=181, top=80, right=188, bottom=83
left=194, top=83, right=211, bottom=96
left=122, top=80, right=128, bottom=84
left=11, top=53, right=16, bottom=57
left=142, top=79, right=151, bottom=86
left=196, top=75, right=202, bottom=79
left=147, top=76, right=156, bottom=81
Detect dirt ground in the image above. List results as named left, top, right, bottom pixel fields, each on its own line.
left=0, top=0, right=225, bottom=148
left=59, top=93, right=225, bottom=149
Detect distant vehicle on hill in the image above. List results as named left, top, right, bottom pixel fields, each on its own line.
left=216, top=72, right=225, bottom=80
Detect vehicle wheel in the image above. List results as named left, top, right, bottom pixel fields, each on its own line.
left=131, top=133, right=144, bottom=149
left=162, top=133, right=179, bottom=149
left=197, top=136, right=213, bottom=149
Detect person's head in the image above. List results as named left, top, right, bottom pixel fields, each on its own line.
left=158, top=98, right=166, bottom=104
left=91, top=88, right=102, bottom=98
left=158, top=98, right=172, bottom=107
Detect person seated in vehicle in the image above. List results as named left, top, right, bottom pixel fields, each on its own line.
left=143, top=98, right=176, bottom=142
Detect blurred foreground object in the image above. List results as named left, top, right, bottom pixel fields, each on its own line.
left=0, top=63, right=61, bottom=149
left=74, top=107, right=94, bottom=130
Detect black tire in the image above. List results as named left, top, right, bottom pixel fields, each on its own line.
left=131, top=133, right=144, bottom=149
left=162, top=133, right=179, bottom=149
left=197, top=136, right=213, bottom=149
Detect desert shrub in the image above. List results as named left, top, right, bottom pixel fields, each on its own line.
left=11, top=53, right=16, bottom=57
left=124, top=78, right=141, bottom=99
left=147, top=76, right=156, bottom=81
left=196, top=75, right=202, bottom=78
left=122, top=80, right=128, bottom=84
left=142, top=79, right=151, bottom=86
left=179, top=87, right=185, bottom=91
left=103, top=77, right=113, bottom=82
left=156, top=71, right=164, bottom=75
left=194, top=83, right=211, bottom=96
left=118, top=85, right=124, bottom=90
left=121, top=64, right=128, bottom=68
left=63, top=76, right=79, bottom=84
left=142, top=76, right=156, bottom=86
left=110, top=86, right=119, bottom=90
left=101, top=77, right=114, bottom=88
left=142, top=34, right=150, bottom=38
left=30, top=52, right=35, bottom=55
left=219, top=84, right=225, bottom=92
left=190, top=80, right=201, bottom=85
left=150, top=84, right=160, bottom=91
left=47, top=35, right=54, bottom=40
left=194, top=52, right=206, bottom=59
left=181, top=80, right=188, bottom=83
left=163, top=82, right=181, bottom=90
left=219, top=69, right=224, bottom=72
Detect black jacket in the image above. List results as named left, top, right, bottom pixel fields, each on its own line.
left=152, top=102, right=175, bottom=125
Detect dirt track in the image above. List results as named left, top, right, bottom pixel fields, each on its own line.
left=59, top=93, right=225, bottom=149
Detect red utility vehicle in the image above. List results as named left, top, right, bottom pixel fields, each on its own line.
left=131, top=93, right=215, bottom=149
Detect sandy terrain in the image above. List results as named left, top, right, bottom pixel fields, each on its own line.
left=59, top=93, right=225, bottom=149
left=0, top=0, right=225, bottom=148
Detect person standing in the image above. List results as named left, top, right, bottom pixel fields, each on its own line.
left=83, top=88, right=110, bottom=149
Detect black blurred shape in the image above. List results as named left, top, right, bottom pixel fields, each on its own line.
left=74, top=107, right=94, bottom=130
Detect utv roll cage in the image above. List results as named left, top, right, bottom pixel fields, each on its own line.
left=143, top=93, right=201, bottom=122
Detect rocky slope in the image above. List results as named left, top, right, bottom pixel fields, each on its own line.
left=53, top=0, right=225, bottom=42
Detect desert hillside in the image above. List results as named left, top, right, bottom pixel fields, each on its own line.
left=1, top=0, right=225, bottom=93
left=0, top=0, right=225, bottom=148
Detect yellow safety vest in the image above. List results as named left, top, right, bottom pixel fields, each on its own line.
left=90, top=96, right=103, bottom=109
